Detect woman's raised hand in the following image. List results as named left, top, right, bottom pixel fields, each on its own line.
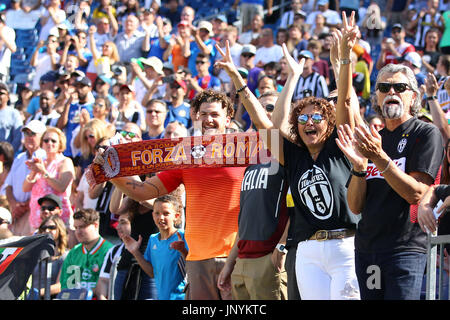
left=214, top=40, right=238, bottom=76
left=281, top=43, right=305, bottom=77
left=341, top=11, right=360, bottom=54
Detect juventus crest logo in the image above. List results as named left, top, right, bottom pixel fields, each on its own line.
left=298, top=165, right=334, bottom=220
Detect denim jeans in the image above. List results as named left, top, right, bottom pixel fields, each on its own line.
left=114, top=269, right=157, bottom=300
left=355, top=250, right=427, bottom=300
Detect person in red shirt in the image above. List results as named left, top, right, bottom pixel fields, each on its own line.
left=376, top=24, right=415, bottom=70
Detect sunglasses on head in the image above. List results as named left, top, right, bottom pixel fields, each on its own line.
left=120, top=130, right=138, bottom=139
left=297, top=113, right=324, bottom=125
left=40, top=225, right=57, bottom=231
left=43, top=138, right=58, bottom=144
left=40, top=205, right=57, bottom=212
left=376, top=82, right=411, bottom=93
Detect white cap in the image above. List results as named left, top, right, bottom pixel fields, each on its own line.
left=198, top=21, right=214, bottom=35
left=404, top=52, right=422, bottom=68
left=22, top=120, right=47, bottom=134
left=0, top=207, right=12, bottom=224
left=141, top=56, right=164, bottom=75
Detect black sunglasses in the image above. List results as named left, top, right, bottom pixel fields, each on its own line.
left=264, top=104, right=275, bottom=112
left=327, top=96, right=338, bottom=104
left=40, top=205, right=58, bottom=212
left=376, top=82, right=411, bottom=93
left=40, top=225, right=57, bottom=231
left=43, top=138, right=58, bottom=144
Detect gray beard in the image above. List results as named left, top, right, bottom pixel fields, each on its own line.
left=381, top=96, right=404, bottom=119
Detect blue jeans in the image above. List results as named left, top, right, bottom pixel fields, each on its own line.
left=114, top=269, right=157, bottom=300
left=355, top=250, right=427, bottom=300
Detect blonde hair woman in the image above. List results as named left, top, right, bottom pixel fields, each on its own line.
left=23, top=127, right=75, bottom=233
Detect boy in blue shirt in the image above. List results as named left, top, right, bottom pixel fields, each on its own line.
left=122, top=194, right=188, bottom=300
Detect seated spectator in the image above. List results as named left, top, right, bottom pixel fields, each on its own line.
left=142, top=99, right=167, bottom=140
left=30, top=34, right=61, bottom=91
left=23, top=127, right=75, bottom=235
left=31, top=215, right=68, bottom=299
left=0, top=82, right=22, bottom=152
left=5, top=120, right=46, bottom=236
left=307, top=39, right=330, bottom=85
left=60, top=209, right=114, bottom=293
left=122, top=194, right=188, bottom=300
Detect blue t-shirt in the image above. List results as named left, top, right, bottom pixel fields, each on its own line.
left=144, top=230, right=188, bottom=300
left=165, top=102, right=191, bottom=128
left=188, top=39, right=216, bottom=76
left=142, top=130, right=165, bottom=140
left=26, top=96, right=40, bottom=116
left=64, top=102, right=94, bottom=158
left=148, top=35, right=172, bottom=61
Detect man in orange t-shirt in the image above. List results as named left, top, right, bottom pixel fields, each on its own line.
left=96, top=90, right=244, bottom=300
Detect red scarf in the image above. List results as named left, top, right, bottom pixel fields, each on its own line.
left=86, top=131, right=272, bottom=187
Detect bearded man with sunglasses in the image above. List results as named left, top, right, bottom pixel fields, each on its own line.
left=337, top=63, right=444, bottom=299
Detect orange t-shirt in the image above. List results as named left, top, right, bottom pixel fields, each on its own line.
left=157, top=167, right=245, bottom=261
left=171, top=44, right=188, bottom=73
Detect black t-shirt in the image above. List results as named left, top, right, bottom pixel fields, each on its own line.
left=356, top=117, right=444, bottom=254
left=283, top=129, right=360, bottom=243
left=117, top=208, right=158, bottom=270
left=237, top=162, right=289, bottom=258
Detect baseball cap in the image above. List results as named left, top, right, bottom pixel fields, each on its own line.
left=237, top=67, right=249, bottom=78
left=0, top=82, right=8, bottom=93
left=198, top=21, right=213, bottom=35
left=38, top=194, right=63, bottom=209
left=214, top=14, right=227, bottom=24
left=40, top=71, right=57, bottom=83
left=317, top=0, right=329, bottom=6
left=98, top=74, right=113, bottom=85
left=294, top=10, right=307, bottom=18
left=141, top=56, right=164, bottom=75
left=21, top=119, right=47, bottom=134
left=120, top=83, right=135, bottom=92
left=178, top=20, right=189, bottom=28
left=0, top=207, right=11, bottom=224
left=392, top=23, right=404, bottom=30
left=241, top=44, right=256, bottom=56
left=174, top=79, right=187, bottom=92
left=75, top=75, right=92, bottom=87
left=404, top=52, right=422, bottom=68
left=298, top=50, right=314, bottom=60
left=71, top=70, right=86, bottom=78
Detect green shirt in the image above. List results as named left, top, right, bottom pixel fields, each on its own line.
left=60, top=237, right=113, bottom=291
left=440, top=11, right=450, bottom=48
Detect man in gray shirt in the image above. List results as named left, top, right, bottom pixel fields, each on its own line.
left=114, top=15, right=146, bottom=63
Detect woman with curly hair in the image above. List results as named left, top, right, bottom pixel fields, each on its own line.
left=215, top=12, right=364, bottom=300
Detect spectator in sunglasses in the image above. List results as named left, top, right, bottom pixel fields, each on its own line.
left=31, top=214, right=68, bottom=299
left=23, top=127, right=76, bottom=246
left=37, top=194, right=63, bottom=223
left=336, top=60, right=444, bottom=300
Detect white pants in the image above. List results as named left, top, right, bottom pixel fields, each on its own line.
left=295, top=237, right=360, bottom=300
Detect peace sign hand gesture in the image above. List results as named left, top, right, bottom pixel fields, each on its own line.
left=340, top=11, right=360, bottom=56
left=214, top=40, right=239, bottom=77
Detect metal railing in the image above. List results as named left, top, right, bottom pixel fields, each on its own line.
left=425, top=233, right=450, bottom=300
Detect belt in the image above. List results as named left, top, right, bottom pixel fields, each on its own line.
left=309, top=229, right=355, bottom=241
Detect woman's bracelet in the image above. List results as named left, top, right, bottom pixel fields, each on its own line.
left=236, top=84, right=247, bottom=93
left=379, top=159, right=391, bottom=174
left=26, top=175, right=37, bottom=183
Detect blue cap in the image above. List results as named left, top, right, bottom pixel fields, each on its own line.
left=317, top=0, right=329, bottom=5
left=40, top=71, right=57, bottom=83
left=298, top=50, right=314, bottom=60
left=98, top=74, right=113, bottom=85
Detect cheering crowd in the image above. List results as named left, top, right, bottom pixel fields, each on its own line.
left=1, top=0, right=450, bottom=300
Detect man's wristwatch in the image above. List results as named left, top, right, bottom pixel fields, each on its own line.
left=276, top=243, right=288, bottom=254
left=426, top=95, right=438, bottom=101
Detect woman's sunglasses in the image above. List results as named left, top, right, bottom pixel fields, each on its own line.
left=40, top=225, right=57, bottom=232
left=43, top=138, right=58, bottom=144
left=297, top=113, right=324, bottom=125
left=120, top=130, right=138, bottom=139
left=376, top=82, right=411, bottom=93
